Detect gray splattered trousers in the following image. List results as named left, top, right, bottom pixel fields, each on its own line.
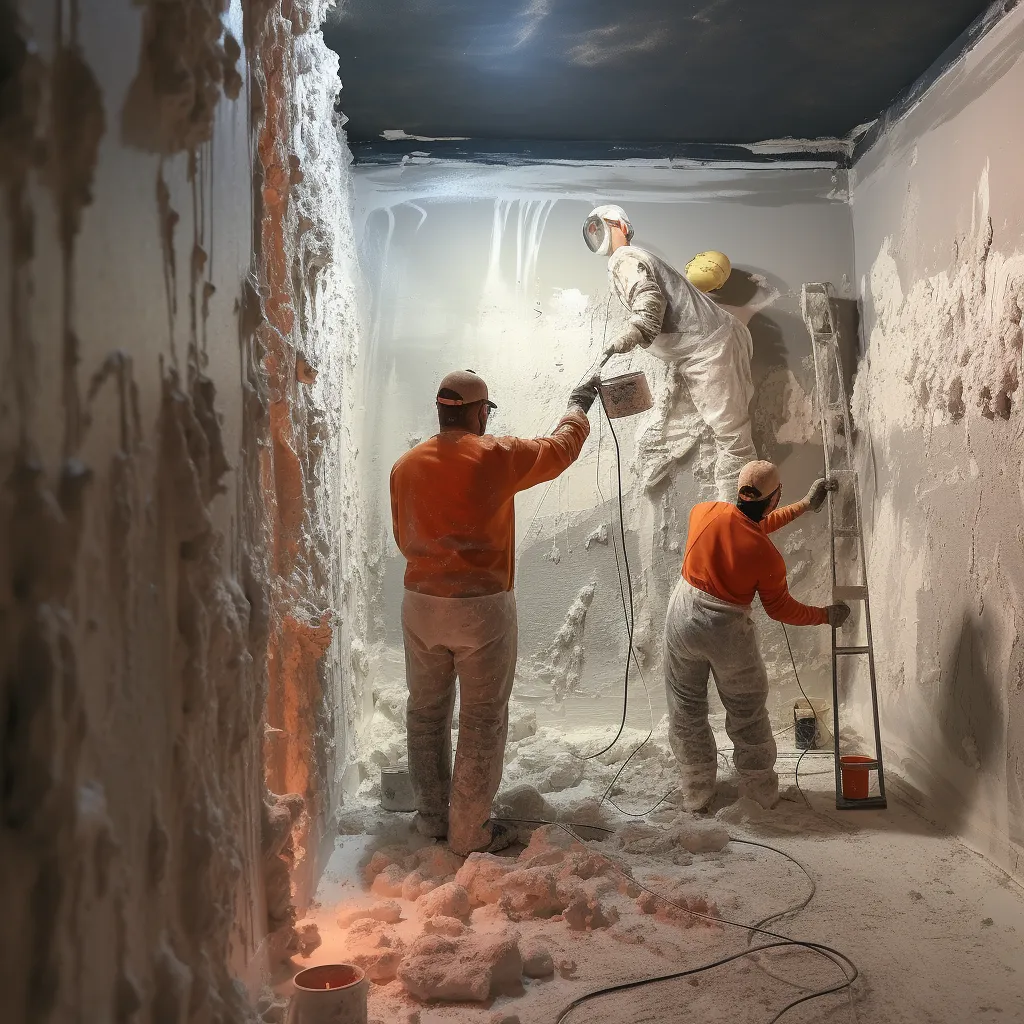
left=663, top=578, right=779, bottom=810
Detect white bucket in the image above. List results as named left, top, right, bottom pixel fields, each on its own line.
left=292, top=964, right=368, bottom=1024
left=599, top=371, right=653, bottom=419
left=380, top=765, right=415, bottom=812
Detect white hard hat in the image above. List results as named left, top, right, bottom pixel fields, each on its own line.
left=583, top=204, right=633, bottom=255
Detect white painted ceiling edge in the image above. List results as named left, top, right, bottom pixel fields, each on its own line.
left=351, top=163, right=850, bottom=238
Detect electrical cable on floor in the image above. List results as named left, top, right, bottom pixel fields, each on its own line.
left=495, top=816, right=860, bottom=1023
left=511, top=336, right=859, bottom=1019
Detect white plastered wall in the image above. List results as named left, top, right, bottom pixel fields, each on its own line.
left=344, top=160, right=855, bottom=793
left=850, top=4, right=1024, bottom=881
left=0, top=0, right=361, bottom=1016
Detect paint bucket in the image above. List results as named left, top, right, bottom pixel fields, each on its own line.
left=380, top=765, right=415, bottom=812
left=292, top=964, right=368, bottom=1024
left=793, top=698, right=829, bottom=750
left=840, top=755, right=874, bottom=800
left=598, top=371, right=653, bottom=419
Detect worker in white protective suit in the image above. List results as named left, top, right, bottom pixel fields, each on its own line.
left=390, top=370, right=599, bottom=855
left=665, top=460, right=851, bottom=810
left=584, top=204, right=756, bottom=500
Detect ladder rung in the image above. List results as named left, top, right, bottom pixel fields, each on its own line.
left=839, top=759, right=881, bottom=771
left=833, top=528, right=860, bottom=537
left=835, top=645, right=870, bottom=655
left=833, top=585, right=868, bottom=601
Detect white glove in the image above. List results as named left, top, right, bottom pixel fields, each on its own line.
left=602, top=324, right=646, bottom=359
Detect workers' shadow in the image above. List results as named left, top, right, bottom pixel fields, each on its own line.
left=926, top=612, right=1004, bottom=836
left=784, top=609, right=1003, bottom=841
left=713, top=268, right=762, bottom=309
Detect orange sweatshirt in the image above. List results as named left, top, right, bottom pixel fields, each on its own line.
left=391, top=409, right=590, bottom=598
left=682, top=501, right=828, bottom=626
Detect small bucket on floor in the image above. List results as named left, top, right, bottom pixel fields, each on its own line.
left=598, top=371, right=653, bottom=418
left=292, top=964, right=368, bottom=1024
left=793, top=698, right=829, bottom=749
left=380, top=765, right=415, bottom=812
left=840, top=755, right=874, bottom=800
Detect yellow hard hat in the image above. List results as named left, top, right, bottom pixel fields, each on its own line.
left=685, top=250, right=732, bottom=292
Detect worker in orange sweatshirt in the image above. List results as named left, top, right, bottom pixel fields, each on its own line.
left=666, top=460, right=851, bottom=812
left=391, top=369, right=599, bottom=855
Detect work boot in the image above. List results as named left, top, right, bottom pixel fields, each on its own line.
left=451, top=820, right=514, bottom=857
left=680, top=783, right=716, bottom=814
left=414, top=812, right=448, bottom=839
left=481, top=821, right=515, bottom=854
left=738, top=769, right=779, bottom=810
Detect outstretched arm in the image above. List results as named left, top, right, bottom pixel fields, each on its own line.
left=762, top=478, right=833, bottom=534
left=508, top=409, right=591, bottom=493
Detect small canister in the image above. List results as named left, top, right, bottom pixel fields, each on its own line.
left=380, top=765, right=415, bottom=812
left=291, top=964, right=368, bottom=1024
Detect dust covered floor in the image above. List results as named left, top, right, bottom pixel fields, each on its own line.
left=294, top=711, right=1024, bottom=1024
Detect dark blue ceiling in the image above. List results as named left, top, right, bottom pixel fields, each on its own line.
left=324, top=0, right=995, bottom=146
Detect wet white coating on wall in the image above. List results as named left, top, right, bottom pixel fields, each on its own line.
left=850, top=2, right=1024, bottom=881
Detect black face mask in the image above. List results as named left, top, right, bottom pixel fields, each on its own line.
left=736, top=485, right=781, bottom=523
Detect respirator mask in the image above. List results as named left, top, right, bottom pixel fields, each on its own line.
left=583, top=205, right=633, bottom=256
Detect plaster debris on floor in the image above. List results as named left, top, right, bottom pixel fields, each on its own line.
left=291, top=695, right=1024, bottom=1024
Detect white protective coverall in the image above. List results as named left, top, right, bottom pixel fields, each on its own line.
left=401, top=590, right=518, bottom=855
left=608, top=245, right=756, bottom=500
left=663, top=578, right=778, bottom=810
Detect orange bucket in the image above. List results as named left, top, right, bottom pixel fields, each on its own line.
left=840, top=755, right=874, bottom=800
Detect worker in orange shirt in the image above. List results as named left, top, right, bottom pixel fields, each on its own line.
left=666, top=460, right=851, bottom=811
left=391, top=369, right=599, bottom=855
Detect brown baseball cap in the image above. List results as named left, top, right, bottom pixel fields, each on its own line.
left=436, top=369, right=497, bottom=410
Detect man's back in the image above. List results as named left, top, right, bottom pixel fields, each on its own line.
left=681, top=500, right=827, bottom=626
left=391, top=412, right=589, bottom=598
left=608, top=245, right=738, bottom=360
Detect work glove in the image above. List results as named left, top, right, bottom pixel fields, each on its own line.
left=804, top=477, right=835, bottom=512
left=602, top=324, right=646, bottom=359
left=568, top=377, right=600, bottom=414
left=827, top=603, right=851, bottom=628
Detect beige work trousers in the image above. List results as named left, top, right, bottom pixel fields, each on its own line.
left=402, top=589, right=517, bottom=855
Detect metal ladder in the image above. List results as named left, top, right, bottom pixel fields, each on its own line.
left=801, top=283, right=887, bottom=810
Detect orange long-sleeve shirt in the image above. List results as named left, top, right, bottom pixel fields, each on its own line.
left=682, top=501, right=828, bottom=626
left=391, top=410, right=590, bottom=598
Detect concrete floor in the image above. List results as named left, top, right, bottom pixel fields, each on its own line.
left=296, top=756, right=1024, bottom=1024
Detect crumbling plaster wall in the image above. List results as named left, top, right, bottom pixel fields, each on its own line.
left=0, top=0, right=356, bottom=1018
left=850, top=4, right=1024, bottom=880
left=348, top=161, right=854, bottom=782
